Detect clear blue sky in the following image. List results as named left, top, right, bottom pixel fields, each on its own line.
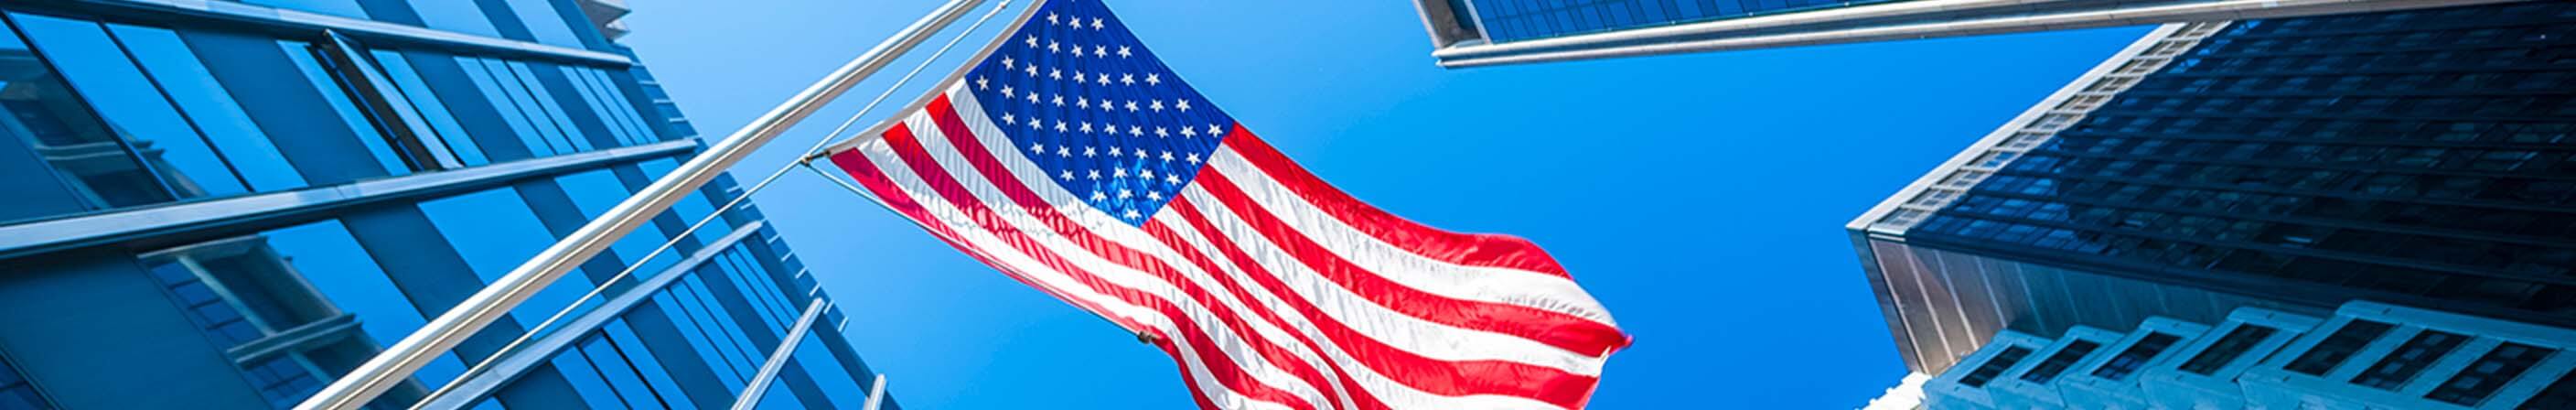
left=618, top=1, right=2149, bottom=407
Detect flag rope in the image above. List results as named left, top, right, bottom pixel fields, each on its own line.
left=406, top=1, right=1025, bottom=407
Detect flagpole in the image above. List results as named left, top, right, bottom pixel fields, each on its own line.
left=294, top=1, right=990, bottom=408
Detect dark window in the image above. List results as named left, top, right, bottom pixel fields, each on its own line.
left=2092, top=333, right=2184, bottom=381
left=2021, top=340, right=2103, bottom=383
left=0, top=352, right=50, bottom=409
left=2427, top=342, right=2554, bottom=405
left=1960, top=346, right=2036, bottom=387
left=2352, top=330, right=2469, bottom=389
left=0, top=14, right=180, bottom=219
left=2519, top=371, right=2576, bottom=410
left=2180, top=325, right=2279, bottom=374
left=2288, top=320, right=2396, bottom=375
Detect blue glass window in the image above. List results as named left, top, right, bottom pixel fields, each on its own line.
left=366, top=49, right=488, bottom=167
left=604, top=321, right=697, bottom=408
left=681, top=275, right=768, bottom=373
left=651, top=291, right=751, bottom=389
left=577, top=335, right=661, bottom=408
left=105, top=25, right=306, bottom=191
left=502, top=61, right=593, bottom=152
left=574, top=68, right=659, bottom=144
left=415, top=189, right=603, bottom=333
left=408, top=2, right=502, bottom=38
left=239, top=0, right=370, bottom=20
left=0, top=352, right=48, bottom=409
left=789, top=332, right=868, bottom=408
left=260, top=221, right=475, bottom=385
left=637, top=158, right=735, bottom=244
left=452, top=56, right=555, bottom=157
left=546, top=350, right=629, bottom=410
left=13, top=15, right=249, bottom=198
left=556, top=65, right=641, bottom=146
left=504, top=0, right=586, bottom=48
left=474, top=58, right=577, bottom=155
left=276, top=40, right=408, bottom=177
left=0, top=16, right=179, bottom=216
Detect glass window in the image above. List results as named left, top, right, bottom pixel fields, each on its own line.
left=276, top=40, right=408, bottom=177
left=138, top=231, right=347, bottom=349
left=2020, top=340, right=2102, bottom=384
left=651, top=291, right=751, bottom=388
left=2091, top=333, right=2183, bottom=381
left=408, top=2, right=502, bottom=38
left=12, top=15, right=248, bottom=198
left=789, top=331, right=867, bottom=408
left=1959, top=346, right=2034, bottom=388
left=638, top=158, right=735, bottom=244
left=504, top=0, right=587, bottom=48
left=556, top=168, right=676, bottom=276
left=2288, top=320, right=2397, bottom=375
left=2180, top=325, right=2278, bottom=374
left=574, top=68, right=658, bottom=144
left=2426, top=342, right=2554, bottom=405
left=545, top=349, right=629, bottom=410
left=2520, top=371, right=2576, bottom=410
left=502, top=61, right=592, bottom=152
left=415, top=189, right=602, bottom=333
left=239, top=0, right=370, bottom=20
left=576, top=335, right=662, bottom=408
left=0, top=16, right=177, bottom=214
left=682, top=275, right=767, bottom=374
left=452, top=56, right=554, bottom=157
left=556, top=65, right=640, bottom=146
left=366, top=49, right=488, bottom=167
left=2352, top=330, right=2468, bottom=389
left=105, top=25, right=306, bottom=191
left=470, top=58, right=576, bottom=155
left=604, top=321, right=697, bottom=408
left=258, top=221, right=476, bottom=385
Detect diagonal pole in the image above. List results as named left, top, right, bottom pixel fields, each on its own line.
left=729, top=298, right=831, bottom=410
left=294, top=0, right=989, bottom=407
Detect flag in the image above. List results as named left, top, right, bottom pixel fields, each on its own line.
left=819, top=1, right=1626, bottom=408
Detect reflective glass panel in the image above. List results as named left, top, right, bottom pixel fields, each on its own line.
left=13, top=15, right=246, bottom=198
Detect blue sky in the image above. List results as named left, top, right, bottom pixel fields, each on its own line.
left=618, top=1, right=2149, bottom=407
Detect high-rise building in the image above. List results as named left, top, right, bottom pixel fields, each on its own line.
left=0, top=1, right=890, bottom=409
left=1846, top=0, right=2574, bottom=383
left=1406, top=0, right=2519, bottom=67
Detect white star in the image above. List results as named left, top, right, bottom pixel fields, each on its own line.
left=1082, top=146, right=1096, bottom=156
left=1057, top=146, right=1070, bottom=156
left=1025, top=92, right=1038, bottom=103
left=1048, top=68, right=1062, bottom=80
left=1001, top=113, right=1016, bottom=124
left=1091, top=17, right=1105, bottom=29
left=1118, top=189, right=1132, bottom=199
left=1046, top=13, right=1058, bottom=25
left=1180, top=127, right=1197, bottom=137
left=1112, top=168, right=1128, bottom=178
left=1120, top=73, right=1135, bottom=85
left=1208, top=124, right=1225, bottom=136
left=1028, top=143, right=1043, bottom=154
left=1027, top=118, right=1042, bottom=130
left=1133, top=149, right=1146, bottom=159
left=975, top=77, right=989, bottom=90
left=1047, top=40, right=1059, bottom=53
left=999, top=85, right=1014, bottom=97
left=1160, top=151, right=1175, bottom=161
left=1123, top=101, right=1140, bottom=112
left=1099, top=101, right=1114, bottom=112
left=1117, top=46, right=1132, bottom=58
left=1053, top=120, right=1068, bottom=132
left=1092, top=46, right=1108, bottom=58
left=1145, top=73, right=1162, bottom=85
left=1186, top=153, right=1201, bottom=164
left=1154, top=127, right=1168, bottom=137
left=1025, top=35, right=1036, bottom=48
left=1001, top=56, right=1014, bottom=69
left=1059, top=170, right=1073, bottom=180
left=1123, top=209, right=1142, bottom=219
left=1050, top=95, right=1064, bottom=106
left=1078, top=122, right=1092, bottom=133
left=1176, top=100, right=1192, bottom=112
left=1108, top=146, right=1122, bottom=156
left=1076, top=97, right=1089, bottom=109
left=1165, top=174, right=1183, bottom=184
left=1129, top=125, right=1144, bottom=136
left=1088, top=169, right=1101, bottom=179
left=1089, top=190, right=1107, bottom=200
left=1149, top=100, right=1165, bottom=112
left=1095, top=73, right=1111, bottom=86
left=1146, top=190, right=1163, bottom=200
left=1025, top=65, right=1036, bottom=77
left=1072, top=72, right=1087, bottom=82
left=1140, top=169, right=1155, bottom=179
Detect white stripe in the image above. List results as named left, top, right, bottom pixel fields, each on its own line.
left=943, top=88, right=1573, bottom=409
left=1201, top=148, right=1617, bottom=327
left=850, top=139, right=1299, bottom=410
left=896, top=102, right=1335, bottom=409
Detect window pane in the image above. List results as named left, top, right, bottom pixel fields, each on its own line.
left=503, top=0, right=586, bottom=48
left=605, top=321, right=697, bottom=408
left=416, top=189, right=602, bottom=332
left=2179, top=325, right=2278, bottom=374
left=453, top=56, right=554, bottom=157
left=275, top=40, right=407, bottom=177
left=503, top=61, right=592, bottom=152
left=556, top=65, right=639, bottom=146
left=556, top=168, right=676, bottom=276
left=1960, top=346, right=2034, bottom=387
left=790, top=331, right=868, bottom=409
left=467, top=58, right=572, bottom=156
left=2287, top=320, right=2396, bottom=375
left=408, top=2, right=501, bottom=38
left=637, top=158, right=735, bottom=244
left=652, top=292, right=750, bottom=388
left=2352, top=330, right=2468, bottom=389
left=366, top=49, right=488, bottom=167
left=578, top=336, right=661, bottom=408
left=239, top=0, right=370, bottom=20
left=105, top=25, right=306, bottom=191
left=2091, top=332, right=2184, bottom=381
left=0, top=17, right=176, bottom=211
left=576, top=68, right=658, bottom=144
left=2021, top=340, right=2102, bottom=383
left=2427, top=342, right=2554, bottom=405
left=547, top=351, right=631, bottom=410
left=12, top=15, right=248, bottom=198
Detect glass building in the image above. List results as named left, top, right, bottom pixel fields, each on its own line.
left=0, top=0, right=891, bottom=409
left=1406, top=0, right=2507, bottom=67
left=1848, top=0, right=2573, bottom=383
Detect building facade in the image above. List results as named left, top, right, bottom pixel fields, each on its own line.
left=1848, top=0, right=2573, bottom=384
left=1407, top=0, right=2520, bottom=67
left=0, top=0, right=889, bottom=409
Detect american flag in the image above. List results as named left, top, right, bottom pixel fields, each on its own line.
left=820, top=1, right=1626, bottom=408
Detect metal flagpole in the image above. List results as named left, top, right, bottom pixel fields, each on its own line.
left=294, top=0, right=990, bottom=408
left=729, top=298, right=832, bottom=410
left=862, top=374, right=890, bottom=410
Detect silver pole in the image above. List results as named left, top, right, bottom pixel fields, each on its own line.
left=730, top=298, right=831, bottom=410
left=862, top=374, right=889, bottom=410
left=294, top=1, right=988, bottom=407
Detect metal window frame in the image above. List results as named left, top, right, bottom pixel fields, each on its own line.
left=6, top=0, right=632, bottom=69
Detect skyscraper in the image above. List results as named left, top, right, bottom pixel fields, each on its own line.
left=1847, top=0, right=2573, bottom=383
left=0, top=1, right=891, bottom=409
left=1407, top=0, right=2519, bottom=67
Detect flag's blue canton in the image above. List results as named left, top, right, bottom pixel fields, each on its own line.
left=963, top=0, right=1234, bottom=226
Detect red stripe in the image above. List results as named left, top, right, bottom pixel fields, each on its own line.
left=825, top=148, right=1143, bottom=333
left=918, top=98, right=1362, bottom=409
left=1167, top=196, right=1599, bottom=409
left=874, top=117, right=1322, bottom=410
left=1215, top=128, right=1572, bottom=277
left=1190, top=163, right=1627, bottom=356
